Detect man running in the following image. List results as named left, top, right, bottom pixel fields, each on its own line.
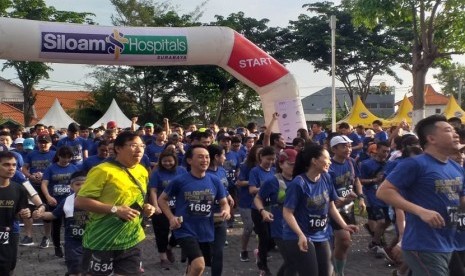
left=378, top=115, right=465, bottom=275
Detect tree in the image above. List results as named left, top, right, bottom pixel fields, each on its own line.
left=287, top=2, right=410, bottom=104
left=434, top=62, right=465, bottom=105
left=0, top=0, right=94, bottom=126
left=347, top=0, right=465, bottom=123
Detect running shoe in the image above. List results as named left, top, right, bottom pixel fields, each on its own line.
left=376, top=246, right=395, bottom=263
left=54, top=246, right=64, bottom=258
left=19, top=236, right=34, bottom=246
left=240, top=251, right=250, bottom=262
left=259, top=268, right=272, bottom=276
left=39, top=236, right=50, bottom=248
left=160, top=259, right=170, bottom=270
left=225, top=240, right=229, bottom=246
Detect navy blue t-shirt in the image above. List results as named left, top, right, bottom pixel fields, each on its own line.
left=57, top=137, right=88, bottom=165
left=149, top=166, right=187, bottom=209
left=282, top=173, right=338, bottom=242
left=387, top=154, right=465, bottom=252
left=81, top=155, right=106, bottom=172
left=237, top=163, right=253, bottom=208
left=223, top=150, right=241, bottom=188
left=43, top=163, right=79, bottom=203
left=329, top=158, right=359, bottom=199
left=248, top=165, right=276, bottom=209
left=360, top=158, right=387, bottom=207
left=164, top=173, right=227, bottom=242
left=207, top=166, right=230, bottom=213
left=52, top=194, right=88, bottom=242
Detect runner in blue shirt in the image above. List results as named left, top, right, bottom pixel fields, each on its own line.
left=81, top=140, right=109, bottom=173
left=311, top=122, right=327, bottom=146
left=328, top=135, right=365, bottom=275
left=372, top=120, right=388, bottom=143
left=282, top=144, right=358, bottom=276
left=249, top=146, right=276, bottom=275
left=236, top=144, right=263, bottom=262
left=158, top=145, right=229, bottom=276
left=145, top=126, right=166, bottom=169
left=360, top=141, right=392, bottom=251
left=254, top=149, right=296, bottom=276
left=40, top=146, right=80, bottom=257
left=207, top=144, right=234, bottom=276
left=338, top=123, right=363, bottom=159
left=57, top=123, right=88, bottom=166
left=378, top=115, right=465, bottom=276
left=149, top=150, right=187, bottom=269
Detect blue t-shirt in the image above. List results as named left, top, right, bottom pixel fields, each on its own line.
left=224, top=150, right=241, bottom=188
left=258, top=174, right=292, bottom=239
left=387, top=154, right=465, bottom=252
left=52, top=194, right=88, bottom=242
left=57, top=137, right=88, bottom=165
left=329, top=158, right=359, bottom=199
left=145, top=143, right=165, bottom=164
left=374, top=131, right=388, bottom=143
left=24, top=150, right=56, bottom=175
left=43, top=163, right=80, bottom=203
left=207, top=166, right=230, bottom=213
left=81, top=155, right=106, bottom=172
left=164, top=173, right=227, bottom=242
left=312, top=132, right=327, bottom=146
left=248, top=165, right=276, bottom=209
left=282, top=173, right=338, bottom=242
left=149, top=166, right=187, bottom=209
left=360, top=158, right=387, bottom=207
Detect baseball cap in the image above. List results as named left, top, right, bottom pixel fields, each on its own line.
left=144, top=123, right=154, bottom=128
left=279, top=149, right=298, bottom=164
left=107, top=121, right=117, bottom=129
left=14, top=138, right=24, bottom=144
left=169, top=132, right=180, bottom=139
left=68, top=122, right=80, bottom=133
left=330, top=135, right=353, bottom=148
left=218, top=133, right=232, bottom=141
left=23, top=138, right=35, bottom=150
left=37, top=134, right=52, bottom=143
left=365, top=129, right=375, bottom=138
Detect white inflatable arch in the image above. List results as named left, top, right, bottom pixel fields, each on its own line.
left=0, top=18, right=306, bottom=142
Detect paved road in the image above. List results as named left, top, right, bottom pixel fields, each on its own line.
left=15, top=217, right=395, bottom=275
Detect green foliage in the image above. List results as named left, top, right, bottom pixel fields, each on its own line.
left=323, top=107, right=348, bottom=127
left=434, top=62, right=465, bottom=106
left=287, top=2, right=409, bottom=104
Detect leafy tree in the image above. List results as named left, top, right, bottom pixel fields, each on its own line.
left=0, top=0, right=94, bottom=126
left=287, top=1, right=409, bottom=104
left=347, top=0, right=465, bottom=123
left=434, top=62, right=465, bottom=105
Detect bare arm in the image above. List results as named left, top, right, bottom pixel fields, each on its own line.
left=218, top=197, right=231, bottom=220
left=249, top=185, right=259, bottom=195
left=283, top=207, right=308, bottom=252
left=263, top=113, right=278, bottom=147
left=149, top=188, right=162, bottom=215
left=158, top=192, right=181, bottom=230
left=254, top=194, right=273, bottom=222
left=236, top=180, right=249, bottom=187
left=377, top=179, right=445, bottom=228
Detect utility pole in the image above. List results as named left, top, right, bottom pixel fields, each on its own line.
left=330, top=15, right=337, bottom=132
left=459, top=78, right=463, bottom=106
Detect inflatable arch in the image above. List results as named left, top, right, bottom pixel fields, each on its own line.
left=0, top=18, right=306, bottom=142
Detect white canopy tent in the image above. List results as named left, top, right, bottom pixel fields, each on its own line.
left=37, top=98, right=77, bottom=129
left=90, top=99, right=138, bottom=129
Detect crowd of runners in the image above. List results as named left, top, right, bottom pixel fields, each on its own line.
left=0, top=114, right=465, bottom=276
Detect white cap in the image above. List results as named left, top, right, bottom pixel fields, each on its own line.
left=365, top=129, right=375, bottom=138
left=14, top=138, right=24, bottom=144
left=330, top=135, right=353, bottom=148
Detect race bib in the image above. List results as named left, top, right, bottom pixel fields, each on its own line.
left=447, top=206, right=465, bottom=231
left=188, top=199, right=212, bottom=217
left=89, top=257, right=113, bottom=274
left=70, top=226, right=85, bottom=238
left=0, top=227, right=10, bottom=245
left=53, top=184, right=71, bottom=196
left=337, top=186, right=353, bottom=198
left=308, top=214, right=328, bottom=232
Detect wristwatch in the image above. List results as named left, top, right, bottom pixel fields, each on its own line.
left=110, top=205, right=118, bottom=214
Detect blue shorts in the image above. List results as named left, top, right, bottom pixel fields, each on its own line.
left=65, top=239, right=83, bottom=274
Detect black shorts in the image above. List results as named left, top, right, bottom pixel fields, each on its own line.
left=65, top=239, right=84, bottom=274
left=82, top=246, right=141, bottom=276
left=330, top=208, right=356, bottom=231
left=0, top=232, right=19, bottom=274
left=177, top=237, right=212, bottom=266
left=367, top=206, right=391, bottom=222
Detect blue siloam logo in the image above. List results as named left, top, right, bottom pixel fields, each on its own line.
left=41, top=29, right=188, bottom=60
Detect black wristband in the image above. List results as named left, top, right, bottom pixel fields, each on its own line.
left=357, top=194, right=364, bottom=200
left=259, top=208, right=264, bottom=214
left=36, top=203, right=46, bottom=210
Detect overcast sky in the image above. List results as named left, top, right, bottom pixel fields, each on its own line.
left=1, top=0, right=460, bottom=100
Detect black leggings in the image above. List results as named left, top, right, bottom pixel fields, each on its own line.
left=281, top=239, right=332, bottom=276
left=49, top=217, right=62, bottom=248
left=251, top=208, right=272, bottom=270
left=152, top=213, right=176, bottom=253
left=449, top=250, right=465, bottom=276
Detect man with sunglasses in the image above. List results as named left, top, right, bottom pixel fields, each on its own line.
left=76, top=131, right=156, bottom=275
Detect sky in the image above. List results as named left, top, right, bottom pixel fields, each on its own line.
left=1, top=0, right=462, bottom=101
